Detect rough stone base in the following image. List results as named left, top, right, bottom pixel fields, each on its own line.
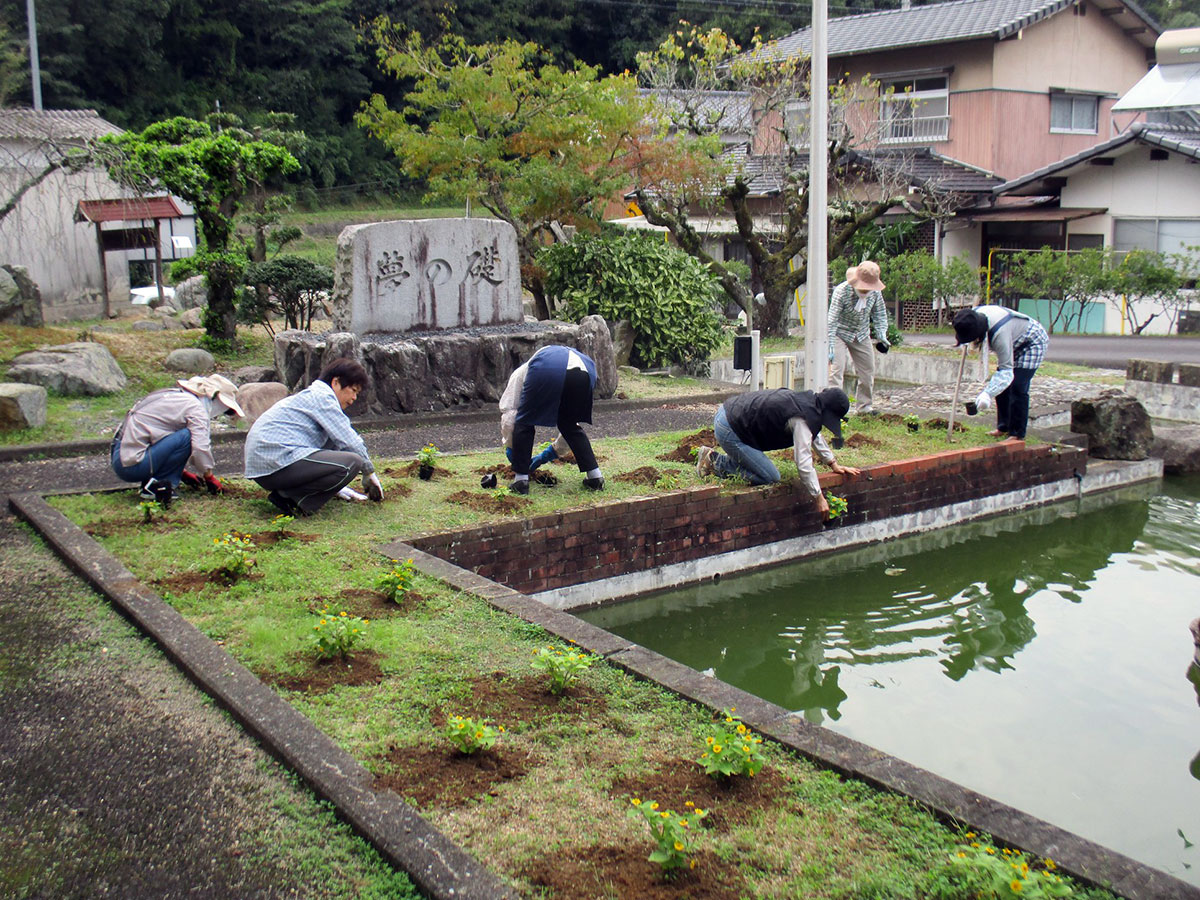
left=273, top=315, right=617, bottom=416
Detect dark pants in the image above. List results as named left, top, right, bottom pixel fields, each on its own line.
left=996, top=367, right=1036, bottom=439
left=511, top=368, right=597, bottom=476
left=253, top=450, right=365, bottom=514
left=110, top=429, right=191, bottom=488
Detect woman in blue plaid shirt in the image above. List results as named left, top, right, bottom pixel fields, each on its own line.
left=828, top=261, right=891, bottom=415
left=952, top=305, right=1050, bottom=441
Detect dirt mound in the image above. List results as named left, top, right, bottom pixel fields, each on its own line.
left=616, top=466, right=663, bottom=485
left=658, top=428, right=717, bottom=463
left=262, top=650, right=385, bottom=694
left=445, top=489, right=531, bottom=513
left=843, top=433, right=882, bottom=448
left=924, top=417, right=967, bottom=433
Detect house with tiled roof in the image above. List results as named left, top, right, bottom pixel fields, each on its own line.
left=0, top=108, right=196, bottom=322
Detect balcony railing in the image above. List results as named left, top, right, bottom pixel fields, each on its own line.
left=880, top=114, right=950, bottom=144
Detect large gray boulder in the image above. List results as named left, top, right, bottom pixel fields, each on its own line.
left=7, top=342, right=126, bottom=396
left=1151, top=424, right=1200, bottom=475
left=232, top=365, right=278, bottom=385
left=0, top=265, right=44, bottom=327
left=609, top=319, right=635, bottom=369
left=164, top=347, right=216, bottom=374
left=236, top=381, right=288, bottom=425
left=1070, top=389, right=1153, bottom=460
left=174, top=275, right=207, bottom=310
left=178, top=307, right=204, bottom=329
left=0, top=382, right=47, bottom=430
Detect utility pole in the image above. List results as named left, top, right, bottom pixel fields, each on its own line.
left=26, top=0, right=42, bottom=110
left=803, top=0, right=829, bottom=389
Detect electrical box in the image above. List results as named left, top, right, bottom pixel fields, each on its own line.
left=763, top=355, right=795, bottom=390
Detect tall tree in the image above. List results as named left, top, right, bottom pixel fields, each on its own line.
left=630, top=25, right=931, bottom=336
left=358, top=27, right=648, bottom=318
left=101, top=116, right=299, bottom=344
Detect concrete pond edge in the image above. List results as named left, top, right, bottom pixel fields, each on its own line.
left=7, top=491, right=520, bottom=900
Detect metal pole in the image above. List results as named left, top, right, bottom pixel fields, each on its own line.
left=26, top=0, right=42, bottom=110
left=948, top=346, right=968, bottom=441
left=803, top=0, right=829, bottom=390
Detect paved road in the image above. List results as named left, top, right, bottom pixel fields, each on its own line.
left=912, top=332, right=1200, bottom=369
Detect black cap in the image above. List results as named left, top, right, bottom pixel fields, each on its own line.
left=818, top=387, right=849, bottom=447
left=953, top=308, right=988, bottom=346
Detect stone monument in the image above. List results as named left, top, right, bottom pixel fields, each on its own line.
left=274, top=219, right=616, bottom=415
left=333, top=218, right=522, bottom=333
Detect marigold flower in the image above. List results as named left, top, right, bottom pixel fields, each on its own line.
left=685, top=801, right=694, bottom=807
left=1045, top=859, right=1056, bottom=870
left=678, top=820, right=687, bottom=827
left=986, top=847, right=995, bottom=855
left=649, top=802, right=658, bottom=810
left=690, top=859, right=697, bottom=869
left=660, top=812, right=669, bottom=818
left=630, top=798, right=641, bottom=806
left=694, top=809, right=705, bottom=816
left=1010, top=879, right=1022, bottom=893
left=736, top=724, right=746, bottom=734
left=712, top=743, right=722, bottom=753
left=965, top=832, right=976, bottom=839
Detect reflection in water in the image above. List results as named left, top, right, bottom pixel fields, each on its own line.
left=582, top=479, right=1200, bottom=883
left=588, top=494, right=1149, bottom=721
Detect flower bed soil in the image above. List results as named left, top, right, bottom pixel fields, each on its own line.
left=263, top=649, right=386, bottom=693
left=657, top=428, right=717, bottom=463
left=616, top=465, right=665, bottom=485
left=521, top=845, right=748, bottom=899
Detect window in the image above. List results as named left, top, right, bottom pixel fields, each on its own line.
left=1113, top=218, right=1200, bottom=254
left=784, top=98, right=810, bottom=149
left=880, top=75, right=949, bottom=143
left=1050, top=93, right=1099, bottom=134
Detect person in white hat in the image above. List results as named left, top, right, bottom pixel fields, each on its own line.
left=827, top=260, right=891, bottom=415
left=110, top=374, right=245, bottom=506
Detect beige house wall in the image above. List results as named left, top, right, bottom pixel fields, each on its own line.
left=0, top=140, right=135, bottom=321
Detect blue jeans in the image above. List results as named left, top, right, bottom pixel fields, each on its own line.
left=996, top=367, right=1036, bottom=439
left=110, top=429, right=192, bottom=488
left=712, top=405, right=780, bottom=485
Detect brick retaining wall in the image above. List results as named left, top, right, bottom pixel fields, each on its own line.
left=411, top=441, right=1087, bottom=595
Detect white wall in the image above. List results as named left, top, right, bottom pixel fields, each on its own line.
left=1060, top=148, right=1200, bottom=219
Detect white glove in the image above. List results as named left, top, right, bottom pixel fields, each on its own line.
left=364, top=472, right=384, bottom=502
left=337, top=486, right=368, bottom=502
left=974, top=390, right=993, bottom=412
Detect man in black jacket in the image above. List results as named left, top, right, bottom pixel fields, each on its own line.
left=696, top=387, right=860, bottom=518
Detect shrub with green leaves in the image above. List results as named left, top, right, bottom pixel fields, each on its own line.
left=531, top=644, right=596, bottom=694
left=444, top=714, right=503, bottom=755
left=825, top=492, right=849, bottom=519
left=310, top=607, right=369, bottom=661
left=627, top=797, right=707, bottom=872
left=698, top=709, right=766, bottom=779
left=376, top=558, right=416, bottom=602
left=539, top=230, right=724, bottom=368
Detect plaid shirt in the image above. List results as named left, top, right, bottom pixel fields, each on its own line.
left=827, top=281, right=890, bottom=345
left=243, top=379, right=373, bottom=478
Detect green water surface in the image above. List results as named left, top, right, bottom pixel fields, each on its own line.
left=581, top=477, right=1200, bottom=884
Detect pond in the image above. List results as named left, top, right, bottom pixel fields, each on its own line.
left=580, top=477, right=1200, bottom=885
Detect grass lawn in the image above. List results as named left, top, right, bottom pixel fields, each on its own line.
left=47, top=421, right=1108, bottom=900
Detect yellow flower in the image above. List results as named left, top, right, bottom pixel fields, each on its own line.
left=1020, top=862, right=1029, bottom=875
left=957, top=852, right=966, bottom=858
left=694, top=809, right=705, bottom=817
left=736, top=724, right=746, bottom=734
left=689, top=859, right=697, bottom=870
left=712, top=743, right=723, bottom=753
left=985, top=847, right=995, bottom=855
left=660, top=811, right=669, bottom=819
left=1010, top=879, right=1023, bottom=893
left=970, top=842, right=980, bottom=848
left=684, top=801, right=694, bottom=807
left=965, top=832, right=976, bottom=839
left=678, top=820, right=687, bottom=827
left=1045, top=859, right=1057, bottom=870
left=475, top=731, right=483, bottom=739
left=648, top=801, right=658, bottom=810
left=742, top=745, right=751, bottom=752
left=1003, top=849, right=1012, bottom=856
left=339, top=611, right=347, bottom=617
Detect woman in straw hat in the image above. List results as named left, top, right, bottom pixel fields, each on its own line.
left=110, top=374, right=245, bottom=506
left=827, top=260, right=891, bottom=416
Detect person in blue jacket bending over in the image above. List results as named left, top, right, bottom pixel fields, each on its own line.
left=500, top=345, right=604, bottom=495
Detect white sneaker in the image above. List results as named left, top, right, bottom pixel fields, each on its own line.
left=696, top=446, right=717, bottom=477
left=337, top=486, right=368, bottom=502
